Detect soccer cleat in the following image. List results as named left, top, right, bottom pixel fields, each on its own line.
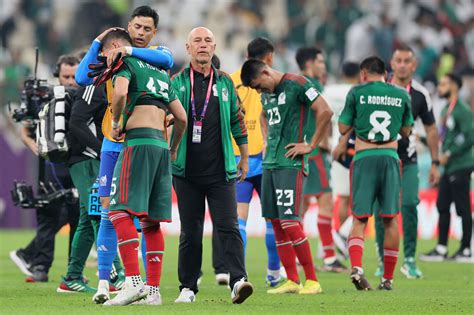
left=350, top=268, right=372, bottom=291
left=420, top=248, right=447, bottom=262
left=10, top=250, right=33, bottom=277
left=231, top=278, right=253, bottom=304
left=299, top=280, right=323, bottom=294
left=175, top=288, right=196, bottom=303
left=450, top=248, right=473, bottom=263
left=322, top=258, right=349, bottom=273
left=215, top=273, right=230, bottom=286
left=93, top=280, right=110, bottom=304
left=110, top=269, right=125, bottom=291
left=266, top=274, right=285, bottom=287
left=374, top=264, right=384, bottom=277
left=134, top=286, right=162, bottom=305
left=103, top=282, right=147, bottom=306
left=400, top=257, right=423, bottom=279
left=25, top=265, right=48, bottom=283
left=57, top=276, right=97, bottom=293
left=377, top=279, right=393, bottom=291
left=267, top=280, right=302, bottom=294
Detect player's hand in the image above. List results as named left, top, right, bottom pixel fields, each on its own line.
left=332, top=142, right=347, bottom=161
left=96, top=27, right=125, bottom=42
left=170, top=149, right=177, bottom=162
left=166, top=114, right=175, bottom=127
left=285, top=142, right=312, bottom=159
left=107, top=48, right=125, bottom=67
left=439, top=153, right=450, bottom=166
left=429, top=164, right=441, bottom=186
left=237, top=158, right=248, bottom=182
left=111, top=126, right=124, bottom=141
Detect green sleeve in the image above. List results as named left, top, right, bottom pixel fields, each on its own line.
left=402, top=93, right=414, bottom=127
left=297, top=81, right=320, bottom=108
left=167, top=76, right=178, bottom=103
left=338, top=88, right=356, bottom=126
left=114, top=63, right=132, bottom=81
left=228, top=79, right=248, bottom=145
left=450, top=106, right=474, bottom=157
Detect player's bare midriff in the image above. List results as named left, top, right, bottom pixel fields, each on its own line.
left=355, top=137, right=398, bottom=152
left=125, top=105, right=166, bottom=131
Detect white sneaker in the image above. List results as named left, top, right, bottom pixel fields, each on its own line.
left=174, top=288, right=195, bottom=303
left=104, top=282, right=147, bottom=306
left=215, top=273, right=230, bottom=285
left=231, top=278, right=253, bottom=304
left=93, top=280, right=110, bottom=304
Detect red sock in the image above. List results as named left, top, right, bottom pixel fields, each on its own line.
left=383, top=248, right=399, bottom=280
left=317, top=214, right=335, bottom=259
left=282, top=220, right=317, bottom=281
left=271, top=219, right=299, bottom=283
left=141, top=220, right=164, bottom=286
left=348, top=236, right=364, bottom=269
left=109, top=211, right=140, bottom=276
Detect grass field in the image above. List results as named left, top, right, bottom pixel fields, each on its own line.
left=0, top=230, right=473, bottom=314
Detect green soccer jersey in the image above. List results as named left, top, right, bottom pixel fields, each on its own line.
left=262, top=73, right=320, bottom=173
left=339, top=81, right=413, bottom=143
left=303, top=75, right=323, bottom=157
left=114, top=56, right=178, bottom=129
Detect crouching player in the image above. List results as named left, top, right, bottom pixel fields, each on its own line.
left=338, top=56, right=413, bottom=291
left=241, top=59, right=333, bottom=294
left=102, top=30, right=187, bottom=306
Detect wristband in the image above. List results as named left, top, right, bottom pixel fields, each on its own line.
left=431, top=160, right=440, bottom=166
left=125, top=46, right=133, bottom=56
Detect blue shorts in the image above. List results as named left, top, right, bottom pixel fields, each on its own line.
left=98, top=150, right=120, bottom=197
left=236, top=174, right=262, bottom=203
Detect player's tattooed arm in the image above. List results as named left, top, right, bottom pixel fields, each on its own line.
left=110, top=76, right=130, bottom=140
left=260, top=109, right=268, bottom=157
left=167, top=99, right=187, bottom=162
left=424, top=123, right=440, bottom=186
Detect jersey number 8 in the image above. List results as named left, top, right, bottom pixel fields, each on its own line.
left=368, top=110, right=391, bottom=141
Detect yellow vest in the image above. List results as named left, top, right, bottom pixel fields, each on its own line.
left=101, top=46, right=159, bottom=142
left=230, top=69, right=264, bottom=156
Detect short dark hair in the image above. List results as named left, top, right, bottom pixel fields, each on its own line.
left=102, top=29, right=133, bottom=49
left=241, top=59, right=266, bottom=87
left=342, top=62, right=360, bottom=78
left=393, top=43, right=415, bottom=55
left=131, top=5, right=159, bottom=28
left=446, top=73, right=463, bottom=89
left=295, top=47, right=322, bottom=71
left=247, top=37, right=274, bottom=60
left=360, top=56, right=386, bottom=75
left=54, top=54, right=79, bottom=77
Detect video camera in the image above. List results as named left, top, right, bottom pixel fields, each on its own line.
left=11, top=180, right=77, bottom=209
left=10, top=48, right=54, bottom=123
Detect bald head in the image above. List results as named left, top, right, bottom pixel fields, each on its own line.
left=186, top=27, right=216, bottom=67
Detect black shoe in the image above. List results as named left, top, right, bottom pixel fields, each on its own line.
left=449, top=248, right=473, bottom=263
left=9, top=250, right=33, bottom=277
left=377, top=279, right=393, bottom=291
left=350, top=268, right=372, bottom=291
left=322, top=258, right=349, bottom=273
left=419, top=248, right=447, bottom=262
left=25, top=265, right=48, bottom=283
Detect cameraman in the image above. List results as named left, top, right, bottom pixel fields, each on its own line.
left=10, top=55, right=81, bottom=282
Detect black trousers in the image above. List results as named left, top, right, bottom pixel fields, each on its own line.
left=19, top=161, right=79, bottom=273
left=173, top=175, right=246, bottom=293
left=437, top=168, right=473, bottom=249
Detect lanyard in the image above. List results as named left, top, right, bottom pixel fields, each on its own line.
left=190, top=66, right=214, bottom=121
left=445, top=97, right=457, bottom=118
left=390, top=77, right=411, bottom=93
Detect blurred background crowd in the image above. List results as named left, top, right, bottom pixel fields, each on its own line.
left=0, top=0, right=473, bottom=228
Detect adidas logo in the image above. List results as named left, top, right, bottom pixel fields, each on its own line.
left=149, top=256, right=161, bottom=263
left=97, top=245, right=108, bottom=252
left=110, top=199, right=116, bottom=205
left=284, top=209, right=293, bottom=215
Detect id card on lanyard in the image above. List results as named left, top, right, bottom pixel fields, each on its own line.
left=190, top=66, right=214, bottom=144
left=439, top=98, right=457, bottom=142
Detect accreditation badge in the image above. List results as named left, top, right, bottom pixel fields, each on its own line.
left=192, top=120, right=203, bottom=143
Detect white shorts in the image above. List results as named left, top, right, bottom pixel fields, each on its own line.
left=330, top=161, right=350, bottom=197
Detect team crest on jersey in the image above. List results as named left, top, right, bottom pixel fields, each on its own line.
left=278, top=92, right=286, bottom=105
left=180, top=86, right=185, bottom=92
left=222, top=87, right=228, bottom=101
left=99, top=175, right=107, bottom=186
